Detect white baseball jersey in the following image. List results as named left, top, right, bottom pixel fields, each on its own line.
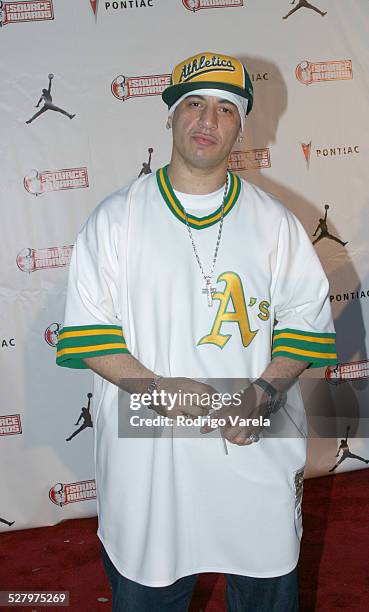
left=57, top=168, right=336, bottom=586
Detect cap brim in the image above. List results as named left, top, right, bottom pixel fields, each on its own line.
left=162, top=81, right=253, bottom=115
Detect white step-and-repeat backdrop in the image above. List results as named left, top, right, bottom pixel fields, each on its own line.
left=1, top=0, right=369, bottom=531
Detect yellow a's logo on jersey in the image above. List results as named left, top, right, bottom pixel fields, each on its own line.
left=198, top=272, right=269, bottom=349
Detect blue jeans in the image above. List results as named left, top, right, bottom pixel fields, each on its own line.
left=101, top=544, right=299, bottom=612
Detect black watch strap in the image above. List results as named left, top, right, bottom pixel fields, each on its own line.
left=253, top=378, right=279, bottom=400
left=253, top=378, right=287, bottom=415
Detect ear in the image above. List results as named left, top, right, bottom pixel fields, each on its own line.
left=166, top=114, right=173, bottom=130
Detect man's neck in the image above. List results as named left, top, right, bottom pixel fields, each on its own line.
left=167, top=159, right=228, bottom=195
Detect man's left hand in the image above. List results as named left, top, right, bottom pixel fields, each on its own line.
left=200, top=383, right=269, bottom=446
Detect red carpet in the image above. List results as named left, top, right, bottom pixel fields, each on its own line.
left=1, top=470, right=369, bottom=611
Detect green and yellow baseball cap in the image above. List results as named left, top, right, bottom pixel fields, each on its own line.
left=162, top=51, right=253, bottom=115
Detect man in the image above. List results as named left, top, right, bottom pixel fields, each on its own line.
left=0, top=516, right=15, bottom=527
left=312, top=204, right=348, bottom=247
left=65, top=393, right=93, bottom=442
left=329, top=426, right=369, bottom=472
left=26, top=74, right=75, bottom=124
left=138, top=147, right=154, bottom=178
left=283, top=0, right=327, bottom=20
left=57, top=52, right=337, bottom=611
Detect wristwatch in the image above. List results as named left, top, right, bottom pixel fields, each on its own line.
left=146, top=375, right=163, bottom=410
left=252, top=378, right=287, bottom=418
left=147, top=374, right=163, bottom=395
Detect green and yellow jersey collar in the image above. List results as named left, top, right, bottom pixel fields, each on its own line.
left=156, top=165, right=241, bottom=230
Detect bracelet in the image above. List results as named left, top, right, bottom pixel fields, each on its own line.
left=146, top=375, right=163, bottom=409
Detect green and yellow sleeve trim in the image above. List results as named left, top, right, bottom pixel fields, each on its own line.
left=56, top=324, right=129, bottom=369
left=156, top=165, right=241, bottom=230
left=272, top=328, right=337, bottom=368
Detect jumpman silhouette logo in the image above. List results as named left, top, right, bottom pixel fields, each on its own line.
left=312, top=205, right=347, bottom=246
left=26, top=74, right=76, bottom=124
left=0, top=516, right=15, bottom=526
left=66, top=393, right=93, bottom=442
left=283, top=0, right=327, bottom=19
left=138, top=147, right=154, bottom=178
left=329, top=426, right=369, bottom=472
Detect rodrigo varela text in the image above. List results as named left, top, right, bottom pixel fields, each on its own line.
left=130, top=415, right=270, bottom=428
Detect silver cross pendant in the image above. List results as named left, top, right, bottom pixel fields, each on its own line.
left=202, top=276, right=216, bottom=307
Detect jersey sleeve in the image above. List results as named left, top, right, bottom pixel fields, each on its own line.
left=271, top=210, right=337, bottom=368
left=56, top=201, right=129, bottom=369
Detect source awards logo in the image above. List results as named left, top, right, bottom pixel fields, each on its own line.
left=296, top=60, right=353, bottom=85
left=0, top=414, right=22, bottom=436
left=44, top=323, right=61, bottom=347
left=228, top=148, right=271, bottom=171
left=111, top=73, right=171, bottom=101
left=182, top=0, right=243, bottom=11
left=24, top=167, right=89, bottom=196
left=16, top=245, right=73, bottom=273
left=0, top=1, right=54, bottom=27
left=49, top=480, right=96, bottom=507
left=326, top=360, right=369, bottom=385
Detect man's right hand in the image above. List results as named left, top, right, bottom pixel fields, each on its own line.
left=83, top=354, right=215, bottom=421
left=148, top=377, right=216, bottom=420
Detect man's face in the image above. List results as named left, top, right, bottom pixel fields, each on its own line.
left=169, top=94, right=241, bottom=171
